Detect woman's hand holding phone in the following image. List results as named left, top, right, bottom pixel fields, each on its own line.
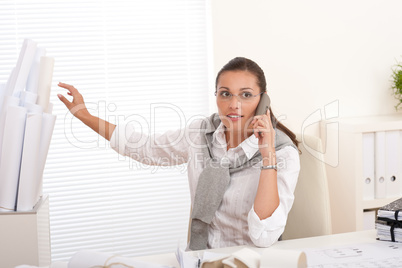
left=252, top=93, right=278, bottom=221
left=251, top=93, right=276, bottom=160
left=251, top=110, right=275, bottom=159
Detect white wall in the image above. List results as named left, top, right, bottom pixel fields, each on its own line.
left=210, top=0, right=402, bottom=135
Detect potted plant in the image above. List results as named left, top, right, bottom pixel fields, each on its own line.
left=391, top=60, right=402, bottom=110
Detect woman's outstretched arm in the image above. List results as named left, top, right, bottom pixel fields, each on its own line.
left=57, top=82, right=116, bottom=141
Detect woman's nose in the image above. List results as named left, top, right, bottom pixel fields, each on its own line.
left=229, top=95, right=241, bottom=109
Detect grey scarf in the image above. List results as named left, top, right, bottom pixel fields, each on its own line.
left=188, top=113, right=296, bottom=250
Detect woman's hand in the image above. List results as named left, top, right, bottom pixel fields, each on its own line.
left=252, top=103, right=279, bottom=220
left=57, top=82, right=116, bottom=141
left=251, top=108, right=276, bottom=161
left=57, top=82, right=91, bottom=121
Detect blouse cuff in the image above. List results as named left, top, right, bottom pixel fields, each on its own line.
left=110, top=122, right=134, bottom=156
left=248, top=204, right=287, bottom=240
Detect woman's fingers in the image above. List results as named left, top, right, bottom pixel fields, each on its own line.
left=253, top=119, right=268, bottom=139
left=57, top=93, right=72, bottom=110
left=58, top=82, right=85, bottom=109
left=252, top=115, right=275, bottom=144
left=254, top=128, right=264, bottom=139
left=252, top=111, right=276, bottom=155
left=58, top=82, right=83, bottom=101
left=58, top=82, right=74, bottom=90
left=58, top=82, right=80, bottom=96
left=252, top=117, right=268, bottom=131
left=57, top=83, right=90, bottom=120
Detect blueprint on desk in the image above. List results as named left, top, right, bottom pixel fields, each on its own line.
left=304, top=240, right=402, bottom=268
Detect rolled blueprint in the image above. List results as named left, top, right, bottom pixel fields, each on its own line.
left=26, top=47, right=46, bottom=94
left=4, top=39, right=37, bottom=96
left=19, top=91, right=38, bottom=106
left=17, top=113, right=43, bottom=211
left=0, top=84, right=4, bottom=113
left=0, top=96, right=20, bottom=165
left=24, top=102, right=44, bottom=114
left=68, top=250, right=172, bottom=268
left=0, top=68, right=15, bottom=114
left=231, top=248, right=260, bottom=268
left=0, top=105, right=27, bottom=211
left=2, top=67, right=15, bottom=98
left=46, top=102, right=53, bottom=114
left=36, top=56, right=54, bottom=111
left=261, top=248, right=307, bottom=268
left=36, top=112, right=56, bottom=202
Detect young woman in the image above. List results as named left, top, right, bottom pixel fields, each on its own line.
left=58, top=57, right=300, bottom=250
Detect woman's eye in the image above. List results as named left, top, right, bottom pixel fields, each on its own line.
left=242, top=92, right=253, bottom=98
left=220, top=91, right=231, bottom=97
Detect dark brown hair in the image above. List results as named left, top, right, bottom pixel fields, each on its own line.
left=216, top=57, right=299, bottom=148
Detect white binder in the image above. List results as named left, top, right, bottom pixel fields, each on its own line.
left=375, top=131, right=386, bottom=199
left=385, top=130, right=401, bottom=198
left=362, top=133, right=375, bottom=200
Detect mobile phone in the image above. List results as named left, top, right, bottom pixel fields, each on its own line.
left=255, top=93, right=271, bottom=115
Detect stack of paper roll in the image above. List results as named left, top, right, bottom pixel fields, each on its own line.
left=0, top=39, right=56, bottom=212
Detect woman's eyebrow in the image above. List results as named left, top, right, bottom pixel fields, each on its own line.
left=218, top=86, right=254, bottom=91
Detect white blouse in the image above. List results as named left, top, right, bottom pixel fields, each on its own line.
left=110, top=117, right=300, bottom=248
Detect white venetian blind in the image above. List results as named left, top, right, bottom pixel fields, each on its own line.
left=0, top=0, right=211, bottom=262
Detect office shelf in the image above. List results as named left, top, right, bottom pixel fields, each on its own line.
left=320, top=114, right=402, bottom=234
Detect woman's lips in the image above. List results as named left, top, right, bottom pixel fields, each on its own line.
left=227, top=114, right=243, bottom=121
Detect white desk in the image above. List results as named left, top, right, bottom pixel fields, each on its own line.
left=271, top=229, right=377, bottom=250
left=132, top=230, right=378, bottom=267
left=49, top=230, right=378, bottom=268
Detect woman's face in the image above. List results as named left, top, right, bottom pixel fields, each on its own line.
left=216, top=70, right=261, bottom=135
